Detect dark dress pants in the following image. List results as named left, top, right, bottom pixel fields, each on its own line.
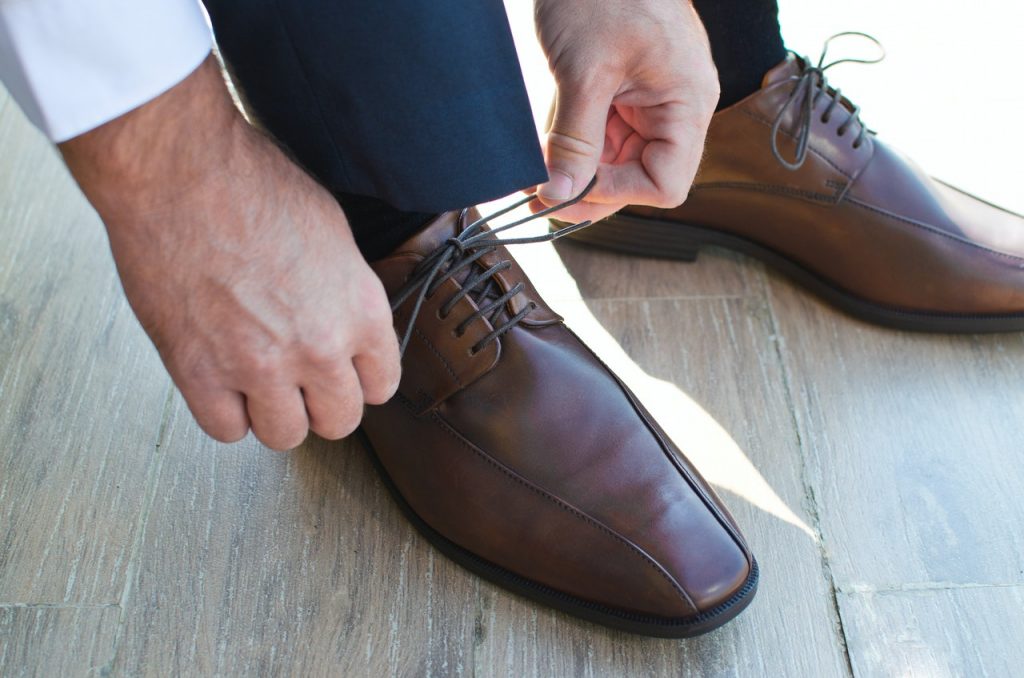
left=202, top=0, right=547, bottom=255
left=201, top=0, right=786, bottom=257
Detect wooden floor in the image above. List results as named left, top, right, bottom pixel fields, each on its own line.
left=3, top=4, right=1024, bottom=676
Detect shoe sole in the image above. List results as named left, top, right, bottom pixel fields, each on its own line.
left=553, top=213, right=1024, bottom=333
left=355, top=429, right=759, bottom=638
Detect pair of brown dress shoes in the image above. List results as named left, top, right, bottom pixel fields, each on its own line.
left=359, top=49, right=1024, bottom=637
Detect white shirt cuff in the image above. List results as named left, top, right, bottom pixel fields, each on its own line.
left=0, top=0, right=213, bottom=142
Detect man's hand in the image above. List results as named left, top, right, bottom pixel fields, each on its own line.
left=60, top=56, right=401, bottom=451
left=533, top=0, right=719, bottom=222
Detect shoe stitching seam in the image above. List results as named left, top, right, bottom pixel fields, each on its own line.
left=693, top=181, right=841, bottom=204
left=736, top=107, right=855, bottom=179
left=405, top=394, right=699, bottom=615
left=413, top=326, right=461, bottom=386
left=845, top=197, right=1024, bottom=264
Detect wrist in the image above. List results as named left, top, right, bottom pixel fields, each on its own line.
left=59, top=55, right=245, bottom=220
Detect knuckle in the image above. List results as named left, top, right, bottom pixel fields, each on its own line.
left=357, top=356, right=402, bottom=405
left=363, top=375, right=399, bottom=406
left=354, top=272, right=390, bottom=310
left=258, top=427, right=308, bottom=452
left=556, top=56, right=616, bottom=94
left=364, top=296, right=396, bottom=330
left=240, top=350, right=283, bottom=380
left=336, top=404, right=364, bottom=437
left=305, top=339, right=350, bottom=371
left=659, top=187, right=690, bottom=208
left=546, top=130, right=601, bottom=162
left=181, top=392, right=249, bottom=444
left=198, top=415, right=248, bottom=444
left=317, top=410, right=362, bottom=441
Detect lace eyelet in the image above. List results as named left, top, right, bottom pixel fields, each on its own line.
left=468, top=346, right=480, bottom=357
left=820, top=115, right=830, bottom=124
left=837, top=128, right=846, bottom=137
left=436, top=308, right=448, bottom=321
left=452, top=327, right=465, bottom=339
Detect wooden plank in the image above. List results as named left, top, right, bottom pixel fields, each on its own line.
left=114, top=413, right=477, bottom=676
left=0, top=103, right=169, bottom=603
left=0, top=605, right=119, bottom=677
left=470, top=296, right=850, bottom=676
left=117, top=294, right=849, bottom=676
left=768, top=279, right=1024, bottom=589
left=838, top=585, right=1024, bottom=678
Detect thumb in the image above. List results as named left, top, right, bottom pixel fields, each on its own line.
left=538, top=81, right=614, bottom=205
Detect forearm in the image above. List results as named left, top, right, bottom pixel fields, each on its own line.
left=58, top=55, right=242, bottom=220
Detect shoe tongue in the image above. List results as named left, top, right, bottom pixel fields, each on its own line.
left=391, top=211, right=461, bottom=258
left=761, top=53, right=803, bottom=88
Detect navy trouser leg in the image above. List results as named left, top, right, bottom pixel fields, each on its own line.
left=202, top=0, right=546, bottom=256
left=691, top=0, right=786, bottom=109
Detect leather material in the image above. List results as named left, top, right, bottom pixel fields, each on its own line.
left=623, top=55, right=1024, bottom=316
left=362, top=211, right=753, bottom=620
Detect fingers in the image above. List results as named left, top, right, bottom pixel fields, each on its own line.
left=353, top=347, right=401, bottom=406
left=539, top=75, right=616, bottom=206
left=533, top=196, right=626, bottom=225
left=179, top=383, right=250, bottom=444
left=353, top=300, right=402, bottom=405
left=246, top=385, right=310, bottom=451
left=302, top=366, right=364, bottom=441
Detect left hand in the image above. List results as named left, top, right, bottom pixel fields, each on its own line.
left=533, top=0, right=719, bottom=222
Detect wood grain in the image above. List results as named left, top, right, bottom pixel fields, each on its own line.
left=114, top=295, right=850, bottom=677
left=838, top=586, right=1024, bottom=678
left=0, top=605, right=119, bottom=677
left=549, top=239, right=761, bottom=301
left=767, top=278, right=1024, bottom=590
left=0, top=103, right=169, bottom=604
left=112, top=410, right=479, bottom=677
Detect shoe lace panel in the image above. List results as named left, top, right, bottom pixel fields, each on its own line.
left=770, top=31, right=886, bottom=170
left=391, top=178, right=597, bottom=357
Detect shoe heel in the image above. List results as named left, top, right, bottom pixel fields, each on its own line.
left=551, top=213, right=703, bottom=262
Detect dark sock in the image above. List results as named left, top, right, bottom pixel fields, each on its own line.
left=691, top=0, right=787, bottom=110
left=335, top=192, right=438, bottom=262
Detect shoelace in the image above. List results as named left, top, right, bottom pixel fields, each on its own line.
left=770, top=31, right=886, bottom=171
left=390, top=177, right=598, bottom=357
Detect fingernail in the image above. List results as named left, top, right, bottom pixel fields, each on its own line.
left=538, top=171, right=574, bottom=202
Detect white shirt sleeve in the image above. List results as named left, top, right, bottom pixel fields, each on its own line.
left=0, top=0, right=212, bottom=142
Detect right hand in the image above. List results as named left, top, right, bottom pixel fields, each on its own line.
left=533, top=0, right=720, bottom=223
left=60, top=56, right=401, bottom=451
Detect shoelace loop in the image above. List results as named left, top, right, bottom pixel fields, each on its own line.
left=390, top=177, right=597, bottom=357
left=770, top=31, right=886, bottom=171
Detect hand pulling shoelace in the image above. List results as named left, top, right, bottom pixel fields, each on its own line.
left=770, top=31, right=886, bottom=171
left=390, top=176, right=598, bottom=357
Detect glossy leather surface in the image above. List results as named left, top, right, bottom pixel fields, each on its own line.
left=362, top=212, right=753, bottom=620
left=623, top=56, right=1024, bottom=316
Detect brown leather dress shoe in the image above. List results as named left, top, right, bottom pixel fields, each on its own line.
left=358, top=197, right=757, bottom=637
left=561, top=48, right=1024, bottom=332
